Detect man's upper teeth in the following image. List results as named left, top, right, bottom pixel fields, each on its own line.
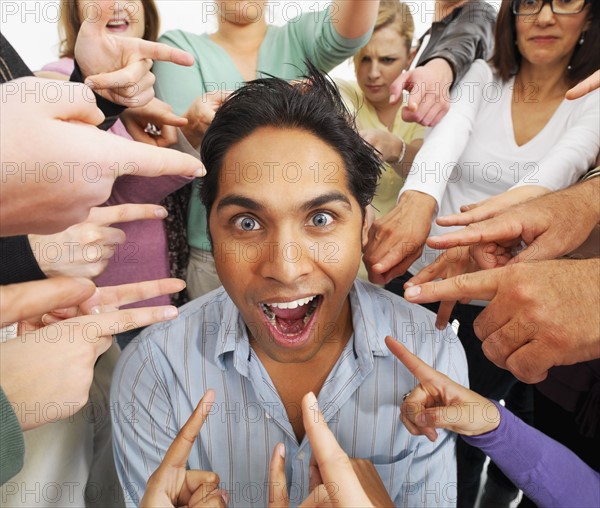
left=269, top=296, right=316, bottom=310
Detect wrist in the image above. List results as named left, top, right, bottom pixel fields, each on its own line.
left=28, top=235, right=51, bottom=277
left=391, top=137, right=406, bottom=164
left=425, top=58, right=455, bottom=87
left=478, top=400, right=501, bottom=435
left=402, top=190, right=437, bottom=213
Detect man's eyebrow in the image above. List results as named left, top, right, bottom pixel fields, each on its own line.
left=216, top=195, right=263, bottom=213
left=216, top=192, right=352, bottom=213
left=301, top=192, right=352, bottom=212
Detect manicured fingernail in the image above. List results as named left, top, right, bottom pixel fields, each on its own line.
left=389, top=93, right=398, bottom=103
left=194, top=166, right=206, bottom=177
left=220, top=490, right=229, bottom=505
left=405, top=286, right=421, bottom=299
left=278, top=442, right=285, bottom=459
left=307, top=391, right=318, bottom=410
left=164, top=307, right=178, bottom=319
left=154, top=207, right=168, bottom=218
left=41, top=313, right=53, bottom=325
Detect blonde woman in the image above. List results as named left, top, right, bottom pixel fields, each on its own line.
left=336, top=0, right=424, bottom=281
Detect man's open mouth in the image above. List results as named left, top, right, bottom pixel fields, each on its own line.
left=260, top=295, right=321, bottom=347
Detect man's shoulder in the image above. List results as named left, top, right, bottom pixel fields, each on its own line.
left=353, top=279, right=437, bottom=323
left=352, top=280, right=468, bottom=384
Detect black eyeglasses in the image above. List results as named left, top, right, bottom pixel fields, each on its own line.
left=513, top=0, right=590, bottom=16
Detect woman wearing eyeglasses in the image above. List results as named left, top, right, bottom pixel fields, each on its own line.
left=364, top=0, right=599, bottom=506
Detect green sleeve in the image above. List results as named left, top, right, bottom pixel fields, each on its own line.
left=286, top=6, right=373, bottom=72
left=153, top=31, right=209, bottom=116
left=0, top=386, right=24, bottom=485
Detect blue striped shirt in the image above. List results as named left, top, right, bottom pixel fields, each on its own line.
left=111, top=280, right=467, bottom=507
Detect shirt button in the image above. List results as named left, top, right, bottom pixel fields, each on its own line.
left=297, top=451, right=305, bottom=460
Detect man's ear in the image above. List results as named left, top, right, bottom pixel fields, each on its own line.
left=361, top=207, right=373, bottom=251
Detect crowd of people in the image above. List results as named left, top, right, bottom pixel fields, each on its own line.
left=1, top=0, right=598, bottom=507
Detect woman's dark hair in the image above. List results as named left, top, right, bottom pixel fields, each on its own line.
left=492, top=0, right=600, bottom=85
left=200, top=63, right=383, bottom=226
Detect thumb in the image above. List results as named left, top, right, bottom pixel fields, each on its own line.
left=508, top=239, right=549, bottom=264
left=42, top=82, right=105, bottom=126
left=389, top=70, right=412, bottom=104
left=268, top=443, right=289, bottom=508
left=78, top=0, right=114, bottom=35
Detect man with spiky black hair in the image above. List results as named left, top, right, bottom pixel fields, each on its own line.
left=112, top=66, right=467, bottom=508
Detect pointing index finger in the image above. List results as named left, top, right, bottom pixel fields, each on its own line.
left=136, top=38, right=194, bottom=67
left=403, top=269, right=502, bottom=304
left=389, top=70, right=411, bottom=104
left=301, top=393, right=372, bottom=507
left=87, top=204, right=168, bottom=226
left=385, top=337, right=441, bottom=385
left=103, top=134, right=204, bottom=178
left=162, top=389, right=215, bottom=469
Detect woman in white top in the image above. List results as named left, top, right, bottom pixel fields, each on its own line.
left=365, top=0, right=599, bottom=287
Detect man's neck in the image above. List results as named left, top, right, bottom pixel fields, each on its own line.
left=214, top=18, right=268, bottom=52
left=250, top=299, right=354, bottom=442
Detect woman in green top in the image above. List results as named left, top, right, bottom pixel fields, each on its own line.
left=153, top=0, right=380, bottom=299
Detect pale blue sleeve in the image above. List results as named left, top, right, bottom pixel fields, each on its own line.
left=111, top=333, right=179, bottom=507
left=463, top=402, right=600, bottom=507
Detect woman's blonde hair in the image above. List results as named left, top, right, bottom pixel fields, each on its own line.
left=59, top=0, right=160, bottom=58
left=354, top=0, right=415, bottom=68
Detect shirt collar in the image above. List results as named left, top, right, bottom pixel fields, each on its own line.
left=348, top=279, right=391, bottom=361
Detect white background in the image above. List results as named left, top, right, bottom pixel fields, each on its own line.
left=0, top=1, right=499, bottom=79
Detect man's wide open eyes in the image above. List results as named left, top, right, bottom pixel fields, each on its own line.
left=310, top=212, right=334, bottom=228
left=234, top=216, right=260, bottom=231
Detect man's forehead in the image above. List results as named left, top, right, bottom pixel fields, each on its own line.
left=216, top=126, right=352, bottom=198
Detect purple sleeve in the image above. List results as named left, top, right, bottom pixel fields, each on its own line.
left=105, top=131, right=197, bottom=206
left=462, top=401, right=600, bottom=507
left=105, top=174, right=192, bottom=206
